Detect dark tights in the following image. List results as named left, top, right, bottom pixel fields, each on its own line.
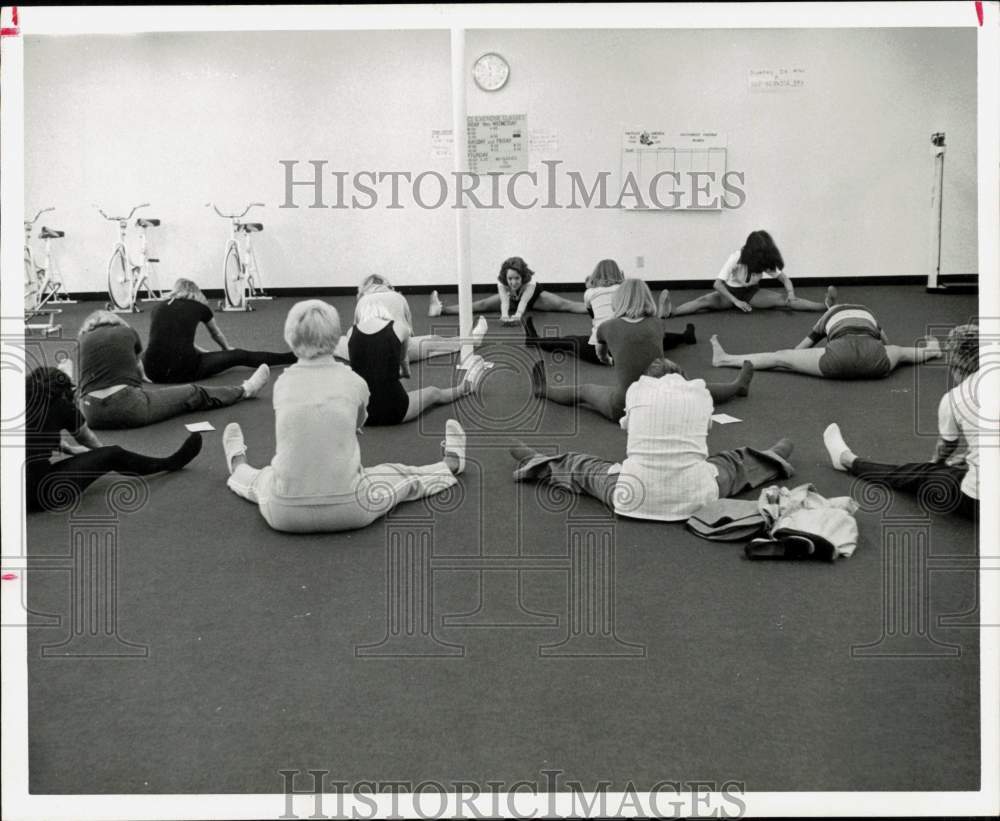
left=190, top=349, right=296, bottom=381
left=26, top=434, right=202, bottom=513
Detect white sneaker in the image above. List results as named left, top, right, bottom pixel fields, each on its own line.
left=442, top=419, right=466, bottom=474
left=241, top=364, right=270, bottom=399
left=472, top=316, right=488, bottom=345
left=428, top=290, right=443, bottom=317
left=461, top=354, right=489, bottom=392
left=223, top=422, right=247, bottom=475
left=822, top=423, right=850, bottom=471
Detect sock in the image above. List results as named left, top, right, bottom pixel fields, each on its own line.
left=164, top=433, right=203, bottom=471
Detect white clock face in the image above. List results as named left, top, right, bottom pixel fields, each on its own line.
left=473, top=53, right=510, bottom=92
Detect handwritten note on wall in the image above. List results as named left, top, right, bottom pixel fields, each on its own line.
left=749, top=67, right=806, bottom=92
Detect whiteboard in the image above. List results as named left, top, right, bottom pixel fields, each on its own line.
left=621, top=130, right=728, bottom=210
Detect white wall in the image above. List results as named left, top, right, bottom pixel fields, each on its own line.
left=24, top=27, right=977, bottom=293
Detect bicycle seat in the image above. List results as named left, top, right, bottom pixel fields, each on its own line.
left=136, top=218, right=160, bottom=228
left=39, top=227, right=64, bottom=239
left=237, top=222, right=264, bottom=233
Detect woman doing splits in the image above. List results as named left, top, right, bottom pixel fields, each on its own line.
left=511, top=357, right=795, bottom=521
left=660, top=230, right=837, bottom=316
left=77, top=310, right=269, bottom=430
left=142, top=278, right=296, bottom=383
left=429, top=256, right=587, bottom=324
left=26, top=365, right=202, bottom=513
left=532, top=279, right=754, bottom=422
left=822, top=324, right=984, bottom=520
left=525, top=258, right=696, bottom=364
left=334, top=274, right=488, bottom=370
left=348, top=305, right=486, bottom=426
left=710, top=303, right=943, bottom=379
left=221, top=300, right=468, bottom=533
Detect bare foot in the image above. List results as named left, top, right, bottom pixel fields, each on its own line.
left=658, top=289, right=672, bottom=318
left=825, top=285, right=838, bottom=309
left=709, top=334, right=728, bottom=367
left=428, top=290, right=442, bottom=317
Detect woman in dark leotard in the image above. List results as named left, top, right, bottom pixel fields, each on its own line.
left=428, top=256, right=588, bottom=324
left=347, top=309, right=485, bottom=425
left=143, top=278, right=296, bottom=383
left=25, top=365, right=202, bottom=513
left=532, top=279, right=754, bottom=422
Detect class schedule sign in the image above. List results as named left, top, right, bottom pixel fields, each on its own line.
left=467, top=114, right=528, bottom=174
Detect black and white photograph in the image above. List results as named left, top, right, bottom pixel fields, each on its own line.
left=1, top=3, right=998, bottom=819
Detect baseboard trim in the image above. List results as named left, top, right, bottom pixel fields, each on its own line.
left=60, top=274, right=980, bottom=303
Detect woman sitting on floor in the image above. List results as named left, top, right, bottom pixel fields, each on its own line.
left=77, top=310, right=268, bottom=430
left=511, top=357, right=794, bottom=521
left=142, top=278, right=296, bottom=383
left=221, top=300, right=468, bottom=533
left=822, top=323, right=983, bottom=520
left=333, top=274, right=488, bottom=372
left=428, top=256, right=588, bottom=324
left=26, top=364, right=202, bottom=513
left=348, top=301, right=487, bottom=425
left=710, top=302, right=943, bottom=379
left=525, top=258, right=696, bottom=364
left=532, top=278, right=754, bottom=422
left=660, top=230, right=837, bottom=317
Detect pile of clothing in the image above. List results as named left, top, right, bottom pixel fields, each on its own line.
left=686, top=483, right=860, bottom=562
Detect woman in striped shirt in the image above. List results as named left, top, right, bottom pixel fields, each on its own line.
left=710, top=303, right=943, bottom=378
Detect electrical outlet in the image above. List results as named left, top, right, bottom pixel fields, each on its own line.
left=635, top=255, right=645, bottom=269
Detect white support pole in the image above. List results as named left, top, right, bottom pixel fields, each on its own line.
left=451, top=27, right=473, bottom=364
left=927, top=132, right=946, bottom=290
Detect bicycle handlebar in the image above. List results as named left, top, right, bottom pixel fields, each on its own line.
left=206, top=202, right=265, bottom=219
left=94, top=202, right=150, bottom=221
left=26, top=207, right=55, bottom=225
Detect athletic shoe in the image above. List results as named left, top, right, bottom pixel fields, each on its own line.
left=222, top=422, right=247, bottom=475
left=428, top=290, right=443, bottom=317
left=241, top=364, right=270, bottom=399
left=822, top=423, right=851, bottom=471
left=461, top=354, right=489, bottom=392
left=443, top=419, right=466, bottom=474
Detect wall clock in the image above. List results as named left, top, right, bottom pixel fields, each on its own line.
left=473, top=52, right=510, bottom=92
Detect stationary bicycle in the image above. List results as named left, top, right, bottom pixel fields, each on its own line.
left=96, top=202, right=165, bottom=312
left=207, top=202, right=272, bottom=312
left=24, top=207, right=75, bottom=335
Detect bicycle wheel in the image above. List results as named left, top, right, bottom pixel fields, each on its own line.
left=107, top=246, right=131, bottom=310
left=223, top=243, right=243, bottom=308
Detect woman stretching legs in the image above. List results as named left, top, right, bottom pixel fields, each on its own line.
left=532, top=359, right=754, bottom=420
left=524, top=316, right=696, bottom=365
left=26, top=366, right=203, bottom=512
left=143, top=279, right=296, bottom=383
left=710, top=304, right=942, bottom=379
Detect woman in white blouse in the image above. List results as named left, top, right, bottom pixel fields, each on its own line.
left=660, top=230, right=837, bottom=316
